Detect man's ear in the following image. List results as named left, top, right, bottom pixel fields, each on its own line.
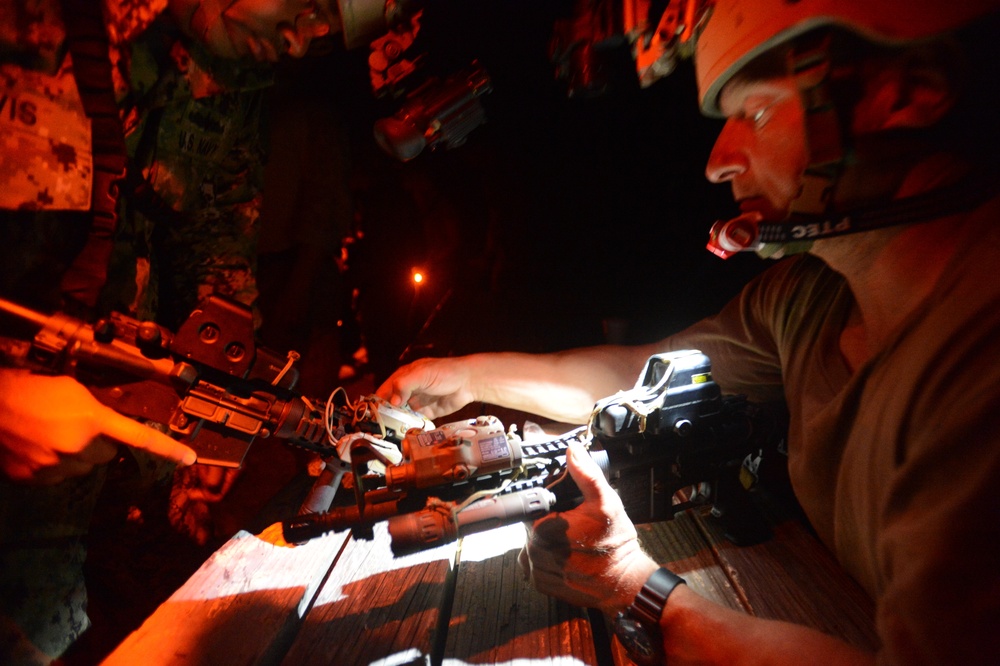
left=852, top=45, right=958, bottom=133
left=883, top=46, right=958, bottom=129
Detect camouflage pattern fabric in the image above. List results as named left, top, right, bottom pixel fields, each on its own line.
left=0, top=1, right=169, bottom=215
left=0, top=55, right=94, bottom=212
left=0, top=0, right=67, bottom=75
left=0, top=470, right=101, bottom=660
left=0, top=445, right=178, bottom=660
left=103, top=16, right=273, bottom=328
left=0, top=1, right=272, bottom=660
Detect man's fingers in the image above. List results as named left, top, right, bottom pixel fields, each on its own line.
left=97, top=407, right=197, bottom=466
left=375, top=377, right=407, bottom=406
left=565, top=441, right=614, bottom=504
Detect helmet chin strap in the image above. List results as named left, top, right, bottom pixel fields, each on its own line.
left=709, top=170, right=1000, bottom=259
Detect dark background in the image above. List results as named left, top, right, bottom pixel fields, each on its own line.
left=256, top=1, right=766, bottom=387
left=67, top=8, right=771, bottom=661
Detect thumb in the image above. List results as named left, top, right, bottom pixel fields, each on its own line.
left=565, top=441, right=615, bottom=504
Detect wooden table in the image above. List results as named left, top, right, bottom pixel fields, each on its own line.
left=104, top=477, right=878, bottom=666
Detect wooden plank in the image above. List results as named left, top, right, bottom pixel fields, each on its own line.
left=611, top=498, right=878, bottom=665
left=444, top=523, right=600, bottom=665
left=694, top=494, right=879, bottom=651
left=280, top=521, right=456, bottom=665
left=605, top=512, right=752, bottom=666
left=104, top=525, right=350, bottom=665
left=635, top=510, right=748, bottom=612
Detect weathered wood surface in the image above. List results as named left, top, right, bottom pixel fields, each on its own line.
left=107, top=492, right=876, bottom=665
left=103, top=526, right=350, bottom=665
left=634, top=510, right=746, bottom=612
left=280, top=521, right=455, bottom=665
left=443, top=523, right=599, bottom=665
left=632, top=493, right=879, bottom=661
left=692, top=496, right=879, bottom=651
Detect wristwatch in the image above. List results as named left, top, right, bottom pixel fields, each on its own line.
left=613, top=567, right=686, bottom=666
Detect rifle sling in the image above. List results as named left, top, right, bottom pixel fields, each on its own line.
left=58, top=0, right=128, bottom=311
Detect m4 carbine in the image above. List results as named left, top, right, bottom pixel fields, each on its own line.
left=0, top=296, right=429, bottom=467
left=283, top=350, right=786, bottom=554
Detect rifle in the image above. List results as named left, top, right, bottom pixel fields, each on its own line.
left=0, top=296, right=430, bottom=467
left=0, top=298, right=785, bottom=549
left=282, top=350, right=788, bottom=554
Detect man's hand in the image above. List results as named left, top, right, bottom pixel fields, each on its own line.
left=519, top=441, right=658, bottom=615
left=0, top=369, right=197, bottom=484
left=376, top=356, right=478, bottom=420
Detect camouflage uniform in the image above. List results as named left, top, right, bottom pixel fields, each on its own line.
left=0, top=1, right=272, bottom=661
left=102, top=15, right=272, bottom=329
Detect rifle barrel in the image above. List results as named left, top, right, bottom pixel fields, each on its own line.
left=0, top=297, right=50, bottom=330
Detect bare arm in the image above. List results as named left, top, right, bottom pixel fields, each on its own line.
left=662, top=586, right=873, bottom=665
left=376, top=341, right=667, bottom=423
left=521, top=442, right=874, bottom=666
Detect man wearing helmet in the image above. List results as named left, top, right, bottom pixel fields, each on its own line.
left=376, top=0, right=1000, bottom=662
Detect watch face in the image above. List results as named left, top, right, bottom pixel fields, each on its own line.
left=613, top=614, right=659, bottom=666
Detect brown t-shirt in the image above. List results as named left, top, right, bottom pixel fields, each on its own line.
left=663, top=199, right=1000, bottom=664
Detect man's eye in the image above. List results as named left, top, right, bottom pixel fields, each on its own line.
left=750, top=108, right=768, bottom=125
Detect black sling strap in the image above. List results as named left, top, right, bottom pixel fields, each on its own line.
left=58, top=0, right=128, bottom=310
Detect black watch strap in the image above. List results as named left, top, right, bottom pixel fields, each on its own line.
left=630, top=567, right=686, bottom=625
left=614, top=567, right=686, bottom=665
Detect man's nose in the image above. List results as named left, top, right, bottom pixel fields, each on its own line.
left=705, top=120, right=747, bottom=184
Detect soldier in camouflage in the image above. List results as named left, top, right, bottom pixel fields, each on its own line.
left=0, top=0, right=340, bottom=662
left=102, top=11, right=276, bottom=330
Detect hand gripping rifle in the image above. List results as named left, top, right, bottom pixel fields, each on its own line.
left=0, top=296, right=430, bottom=467
left=282, top=350, right=787, bottom=554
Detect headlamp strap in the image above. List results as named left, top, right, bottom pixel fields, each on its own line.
left=756, top=169, right=1000, bottom=244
